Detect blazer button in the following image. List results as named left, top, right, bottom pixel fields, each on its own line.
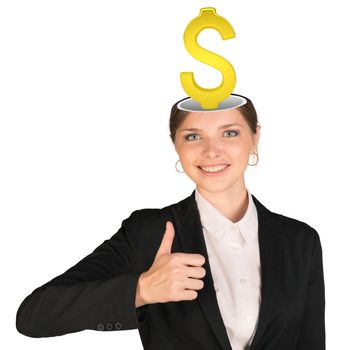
left=97, top=323, right=105, bottom=331
left=106, top=322, right=113, bottom=331
left=114, top=322, right=122, bottom=330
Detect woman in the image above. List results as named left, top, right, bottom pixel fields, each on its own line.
left=16, top=93, right=326, bottom=350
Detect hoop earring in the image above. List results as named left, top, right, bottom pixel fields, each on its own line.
left=175, top=159, right=185, bottom=173
left=248, top=151, right=259, bottom=166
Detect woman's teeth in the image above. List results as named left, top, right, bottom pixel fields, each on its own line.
left=199, top=164, right=228, bottom=173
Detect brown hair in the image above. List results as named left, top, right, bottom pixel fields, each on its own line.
left=169, top=93, right=259, bottom=144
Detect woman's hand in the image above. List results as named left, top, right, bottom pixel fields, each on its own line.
left=136, top=221, right=206, bottom=306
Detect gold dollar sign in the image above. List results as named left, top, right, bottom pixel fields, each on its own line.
left=180, top=7, right=236, bottom=109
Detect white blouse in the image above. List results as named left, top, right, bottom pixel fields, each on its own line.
left=195, top=188, right=261, bottom=350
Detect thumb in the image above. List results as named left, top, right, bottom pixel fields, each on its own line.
left=155, top=221, right=175, bottom=258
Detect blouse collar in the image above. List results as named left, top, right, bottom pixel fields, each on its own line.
left=194, top=188, right=258, bottom=244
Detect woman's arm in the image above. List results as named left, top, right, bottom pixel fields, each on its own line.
left=16, top=209, right=143, bottom=338
left=295, top=229, right=326, bottom=350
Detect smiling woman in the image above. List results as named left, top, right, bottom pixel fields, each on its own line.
left=170, top=93, right=261, bottom=219
left=16, top=93, right=325, bottom=350
left=165, top=93, right=325, bottom=350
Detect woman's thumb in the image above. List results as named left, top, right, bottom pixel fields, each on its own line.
left=155, top=221, right=175, bottom=258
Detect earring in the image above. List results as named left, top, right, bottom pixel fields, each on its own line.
left=175, top=159, right=185, bottom=173
left=248, top=151, right=259, bottom=166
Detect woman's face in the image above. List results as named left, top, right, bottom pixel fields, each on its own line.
left=174, top=108, right=261, bottom=194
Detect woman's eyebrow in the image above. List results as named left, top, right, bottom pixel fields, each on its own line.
left=180, top=123, right=243, bottom=132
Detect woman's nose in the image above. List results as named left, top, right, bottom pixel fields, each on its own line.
left=202, top=139, right=222, bottom=156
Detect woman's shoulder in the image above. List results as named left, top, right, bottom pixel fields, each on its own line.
left=276, top=210, right=317, bottom=231
left=252, top=193, right=319, bottom=235
left=135, top=202, right=175, bottom=226
left=122, top=199, right=178, bottom=233
left=269, top=208, right=321, bottom=246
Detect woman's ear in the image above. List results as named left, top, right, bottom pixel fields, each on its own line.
left=253, top=124, right=261, bottom=151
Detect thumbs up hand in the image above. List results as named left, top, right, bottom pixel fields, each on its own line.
left=136, top=221, right=206, bottom=306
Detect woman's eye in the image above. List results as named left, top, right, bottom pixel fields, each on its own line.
left=224, top=130, right=239, bottom=137
left=184, top=130, right=239, bottom=141
left=184, top=134, right=200, bottom=141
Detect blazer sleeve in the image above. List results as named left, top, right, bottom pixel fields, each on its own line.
left=296, top=229, right=326, bottom=350
left=16, top=209, right=143, bottom=338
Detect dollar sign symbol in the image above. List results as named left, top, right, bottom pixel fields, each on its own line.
left=180, top=7, right=236, bottom=110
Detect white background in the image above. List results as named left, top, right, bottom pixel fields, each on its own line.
left=1, top=0, right=349, bottom=348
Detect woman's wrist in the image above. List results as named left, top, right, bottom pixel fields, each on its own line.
left=135, top=272, right=148, bottom=308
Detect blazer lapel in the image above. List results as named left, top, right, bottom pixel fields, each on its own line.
left=170, top=189, right=283, bottom=350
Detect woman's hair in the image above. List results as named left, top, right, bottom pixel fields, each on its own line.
left=169, top=93, right=259, bottom=144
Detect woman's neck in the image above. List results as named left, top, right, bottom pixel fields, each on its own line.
left=196, top=185, right=249, bottom=223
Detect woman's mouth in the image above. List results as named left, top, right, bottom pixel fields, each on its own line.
left=197, top=164, right=230, bottom=176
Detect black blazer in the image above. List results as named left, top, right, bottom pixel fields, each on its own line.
left=16, top=190, right=326, bottom=350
